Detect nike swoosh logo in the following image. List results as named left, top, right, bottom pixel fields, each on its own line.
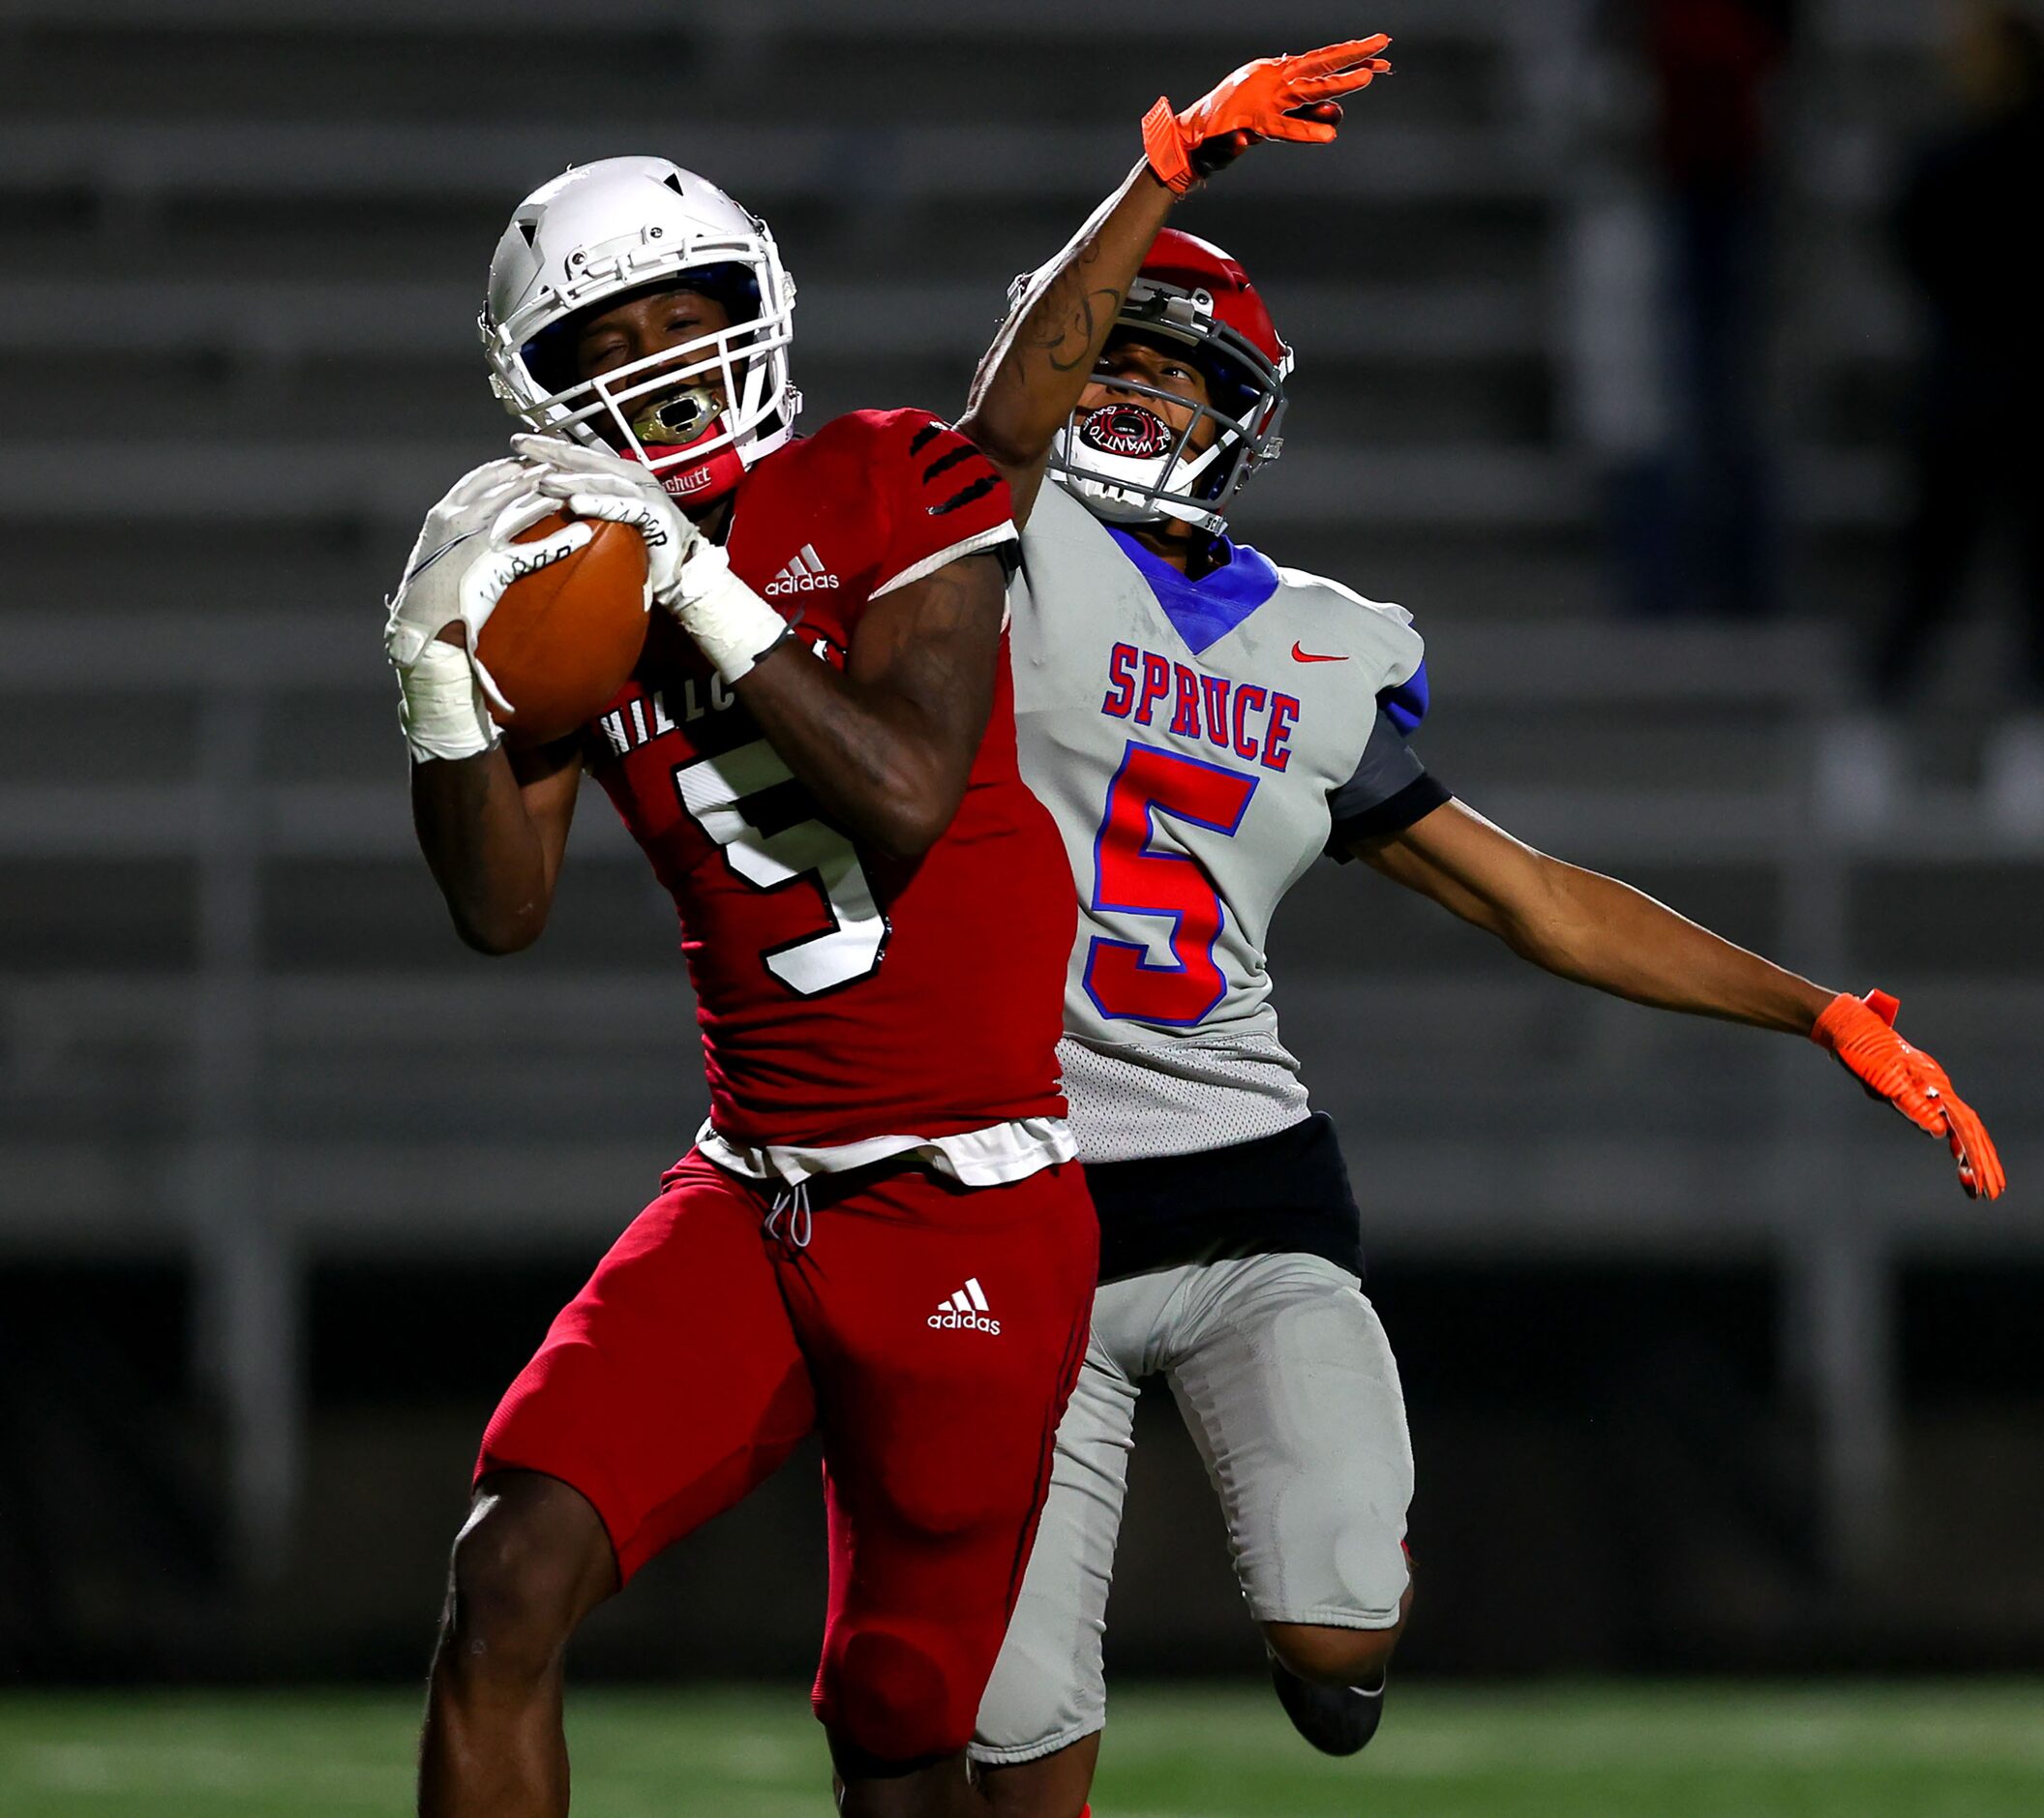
left=1291, top=643, right=1347, bottom=663
left=406, top=528, right=482, bottom=584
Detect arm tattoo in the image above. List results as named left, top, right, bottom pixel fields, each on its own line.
left=1024, top=286, right=1125, bottom=373
left=1015, top=227, right=1123, bottom=371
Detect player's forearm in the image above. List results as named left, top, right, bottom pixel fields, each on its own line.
left=957, top=160, right=1176, bottom=468
left=1501, top=859, right=1833, bottom=1034
left=735, top=651, right=977, bottom=863
left=731, top=553, right=1004, bottom=862
left=409, top=750, right=555, bottom=954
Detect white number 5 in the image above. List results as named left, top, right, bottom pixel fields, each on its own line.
left=674, top=740, right=887, bottom=995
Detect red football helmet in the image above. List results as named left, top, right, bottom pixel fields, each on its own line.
left=1045, top=227, right=1293, bottom=533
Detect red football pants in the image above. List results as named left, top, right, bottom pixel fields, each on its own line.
left=477, top=1149, right=1097, bottom=1764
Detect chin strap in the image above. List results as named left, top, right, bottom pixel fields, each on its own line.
left=639, top=435, right=748, bottom=511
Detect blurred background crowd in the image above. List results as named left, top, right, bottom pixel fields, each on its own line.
left=2, top=0, right=2038, bottom=1687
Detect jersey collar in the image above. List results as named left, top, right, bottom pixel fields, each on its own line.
left=1105, top=525, right=1281, bottom=659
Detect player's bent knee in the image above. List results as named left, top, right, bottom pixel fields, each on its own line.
left=1264, top=1619, right=1400, bottom=1687
left=442, top=1473, right=615, bottom=1682
left=823, top=1621, right=976, bottom=1768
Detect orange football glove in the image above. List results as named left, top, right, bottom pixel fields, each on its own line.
left=1142, top=37, right=1394, bottom=195
left=1812, top=990, right=2006, bottom=1199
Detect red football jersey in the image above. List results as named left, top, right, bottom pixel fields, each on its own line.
left=583, top=409, right=1076, bottom=1150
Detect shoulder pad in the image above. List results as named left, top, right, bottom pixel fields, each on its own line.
left=1273, top=564, right=1414, bottom=630
left=1272, top=563, right=1424, bottom=689
left=811, top=407, right=951, bottom=451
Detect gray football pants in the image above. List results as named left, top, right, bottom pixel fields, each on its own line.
left=971, top=1252, right=1414, bottom=1764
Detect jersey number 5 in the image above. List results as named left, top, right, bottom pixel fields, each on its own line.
left=674, top=741, right=887, bottom=996
left=1084, top=742, right=1257, bottom=1026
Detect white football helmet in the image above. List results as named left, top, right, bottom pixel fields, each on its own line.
left=481, top=155, right=798, bottom=502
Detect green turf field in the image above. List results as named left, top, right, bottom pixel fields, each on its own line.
left=3, top=1682, right=2042, bottom=1816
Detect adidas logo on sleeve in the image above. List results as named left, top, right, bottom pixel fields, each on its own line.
left=928, top=1276, right=1000, bottom=1335
left=766, top=543, right=840, bottom=596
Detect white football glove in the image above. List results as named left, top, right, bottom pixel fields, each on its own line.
left=512, top=433, right=792, bottom=684
left=383, top=458, right=592, bottom=761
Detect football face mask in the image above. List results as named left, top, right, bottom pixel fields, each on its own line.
left=1053, top=349, right=1272, bottom=534
left=481, top=156, right=800, bottom=505
left=525, top=281, right=779, bottom=504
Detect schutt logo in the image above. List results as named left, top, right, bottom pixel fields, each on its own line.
left=662, top=465, right=716, bottom=499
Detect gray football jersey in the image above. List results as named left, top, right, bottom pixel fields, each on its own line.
left=1009, top=481, right=1437, bottom=1163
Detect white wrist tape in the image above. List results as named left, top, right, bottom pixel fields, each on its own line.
left=398, top=637, right=499, bottom=763
left=665, top=543, right=793, bottom=684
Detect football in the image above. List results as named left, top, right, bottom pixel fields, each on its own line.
left=470, top=511, right=651, bottom=744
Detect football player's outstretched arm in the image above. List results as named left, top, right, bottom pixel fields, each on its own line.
left=956, top=37, right=1391, bottom=524
left=1359, top=801, right=1832, bottom=1028
left=956, top=164, right=1175, bottom=523
left=1352, top=801, right=2006, bottom=1198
